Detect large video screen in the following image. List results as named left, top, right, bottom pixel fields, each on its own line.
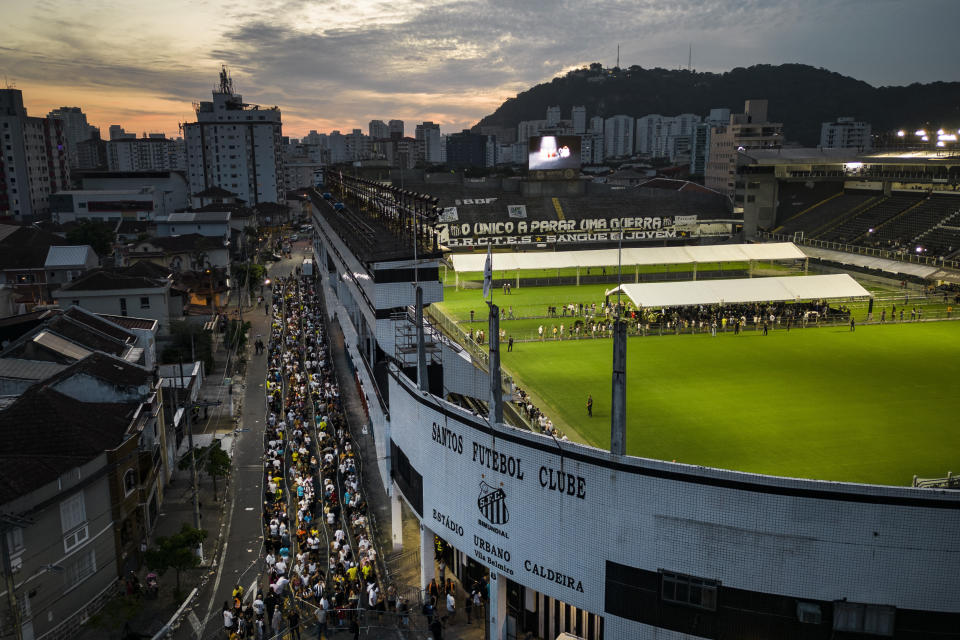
left=528, top=135, right=581, bottom=171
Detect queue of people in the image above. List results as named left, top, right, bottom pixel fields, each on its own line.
left=223, top=275, right=396, bottom=639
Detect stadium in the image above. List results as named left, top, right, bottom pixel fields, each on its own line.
left=306, top=157, right=960, bottom=639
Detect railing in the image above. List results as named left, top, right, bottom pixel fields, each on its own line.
left=761, top=231, right=960, bottom=270
left=913, top=471, right=960, bottom=489
left=423, top=305, right=517, bottom=396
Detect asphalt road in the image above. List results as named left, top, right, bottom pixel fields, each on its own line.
left=179, top=247, right=304, bottom=639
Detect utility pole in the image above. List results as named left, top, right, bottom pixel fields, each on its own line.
left=1, top=533, right=22, bottom=640
left=179, top=359, right=203, bottom=561
left=0, top=514, right=31, bottom=640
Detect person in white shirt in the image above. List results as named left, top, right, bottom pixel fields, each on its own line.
left=445, top=591, right=456, bottom=624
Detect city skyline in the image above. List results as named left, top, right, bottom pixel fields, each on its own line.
left=2, top=0, right=959, bottom=139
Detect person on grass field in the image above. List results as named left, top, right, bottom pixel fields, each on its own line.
left=587, top=394, right=593, bottom=417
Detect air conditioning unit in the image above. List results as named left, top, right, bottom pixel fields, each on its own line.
left=797, top=602, right=822, bottom=625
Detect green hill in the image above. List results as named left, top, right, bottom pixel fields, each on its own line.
left=475, top=63, right=960, bottom=146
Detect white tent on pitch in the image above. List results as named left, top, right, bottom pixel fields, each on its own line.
left=606, top=274, right=871, bottom=309
left=448, top=242, right=806, bottom=273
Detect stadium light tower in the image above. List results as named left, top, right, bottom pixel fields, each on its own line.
left=610, top=225, right=642, bottom=456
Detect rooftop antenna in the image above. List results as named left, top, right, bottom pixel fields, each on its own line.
left=218, top=65, right=233, bottom=95
left=616, top=44, right=620, bottom=69
left=688, top=43, right=692, bottom=71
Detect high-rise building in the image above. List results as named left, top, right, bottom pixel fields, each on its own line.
left=588, top=116, right=604, bottom=135
left=706, top=100, right=783, bottom=200
left=820, top=117, right=872, bottom=150
left=635, top=114, right=664, bottom=156
left=345, top=129, right=371, bottom=160
left=690, top=108, right=730, bottom=177
left=47, top=107, right=96, bottom=168
left=415, top=122, right=442, bottom=164
left=517, top=120, right=548, bottom=143
left=581, top=134, right=604, bottom=165
left=76, top=129, right=108, bottom=170
left=446, top=130, right=488, bottom=169
left=107, top=133, right=186, bottom=172
left=183, top=66, right=284, bottom=204
left=388, top=120, right=404, bottom=139
left=572, top=106, right=587, bottom=135
left=603, top=115, right=634, bottom=159
left=369, top=120, right=389, bottom=139
left=636, top=113, right=701, bottom=159
left=109, top=125, right=136, bottom=140
left=546, top=105, right=561, bottom=126
left=0, top=89, right=70, bottom=221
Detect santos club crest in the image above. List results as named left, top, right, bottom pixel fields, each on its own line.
left=478, top=481, right=509, bottom=525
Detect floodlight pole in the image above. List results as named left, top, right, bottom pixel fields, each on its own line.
left=611, top=228, right=627, bottom=456
left=488, top=301, right=503, bottom=426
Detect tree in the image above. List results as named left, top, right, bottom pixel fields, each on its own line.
left=66, top=220, right=114, bottom=257
left=161, top=320, right=214, bottom=374
left=224, top=318, right=251, bottom=353
left=231, top=262, right=267, bottom=292
left=143, top=524, right=208, bottom=597
left=179, top=440, right=232, bottom=501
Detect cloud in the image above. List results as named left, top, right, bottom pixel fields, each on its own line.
left=1, top=0, right=958, bottom=138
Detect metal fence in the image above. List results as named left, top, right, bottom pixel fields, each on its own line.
left=761, top=231, right=960, bottom=270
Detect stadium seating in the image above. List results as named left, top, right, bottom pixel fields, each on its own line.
left=916, top=209, right=960, bottom=257
left=868, top=195, right=960, bottom=250
left=773, top=182, right=842, bottom=229
left=817, top=194, right=924, bottom=243
left=775, top=191, right=875, bottom=236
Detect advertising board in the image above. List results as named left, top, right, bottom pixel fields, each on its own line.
left=529, top=135, right=582, bottom=171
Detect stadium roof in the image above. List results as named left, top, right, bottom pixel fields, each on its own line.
left=606, top=274, right=871, bottom=309
left=449, top=243, right=806, bottom=272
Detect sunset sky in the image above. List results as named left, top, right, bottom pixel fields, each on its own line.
left=2, top=0, right=958, bottom=139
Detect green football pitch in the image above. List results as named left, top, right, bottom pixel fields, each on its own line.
left=491, top=316, right=960, bottom=487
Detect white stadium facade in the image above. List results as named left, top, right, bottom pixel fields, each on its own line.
left=307, top=175, right=960, bottom=640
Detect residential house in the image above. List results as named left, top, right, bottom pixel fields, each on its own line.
left=0, top=351, right=167, bottom=638
left=156, top=211, right=230, bottom=244
left=189, top=186, right=240, bottom=210
left=45, top=245, right=100, bottom=288
left=127, top=234, right=230, bottom=272
left=48, top=188, right=162, bottom=225
left=52, top=263, right=182, bottom=335
left=0, top=225, right=72, bottom=307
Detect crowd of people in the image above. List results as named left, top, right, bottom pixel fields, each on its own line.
left=222, top=275, right=397, bottom=639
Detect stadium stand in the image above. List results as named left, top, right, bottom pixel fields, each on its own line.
left=773, top=181, right=842, bottom=229
left=818, top=193, right=924, bottom=243
left=775, top=190, right=875, bottom=237
left=917, top=209, right=960, bottom=257
left=419, top=180, right=731, bottom=227
left=868, top=194, right=960, bottom=250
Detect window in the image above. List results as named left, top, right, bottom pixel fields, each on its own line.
left=140, top=296, right=150, bottom=309
left=120, top=298, right=127, bottom=316
left=660, top=570, right=718, bottom=611
left=60, top=492, right=88, bottom=552
left=63, top=549, right=96, bottom=591
left=833, top=602, right=895, bottom=636
left=123, top=468, right=137, bottom=495
left=5, top=527, right=23, bottom=555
